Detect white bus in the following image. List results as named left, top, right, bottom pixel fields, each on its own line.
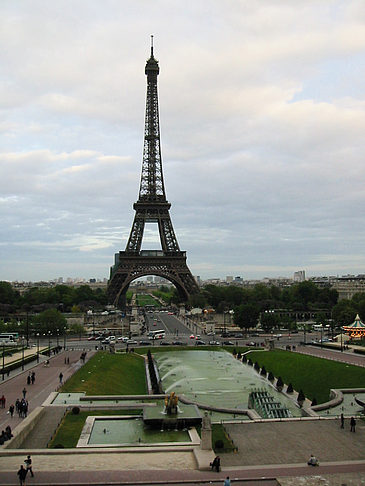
left=148, top=330, right=166, bottom=340
left=0, top=333, right=18, bottom=345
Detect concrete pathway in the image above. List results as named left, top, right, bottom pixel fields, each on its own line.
left=295, top=345, right=365, bottom=367
left=0, top=349, right=94, bottom=432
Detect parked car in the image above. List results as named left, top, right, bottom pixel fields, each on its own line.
left=221, top=341, right=234, bottom=345
left=117, top=336, right=128, bottom=342
left=209, top=340, right=220, bottom=345
left=189, top=334, right=195, bottom=339
left=159, top=341, right=171, bottom=346
left=195, top=340, right=206, bottom=345
left=171, top=341, right=185, bottom=346
left=126, top=339, right=138, bottom=345
left=87, top=336, right=95, bottom=341
left=139, top=340, right=150, bottom=345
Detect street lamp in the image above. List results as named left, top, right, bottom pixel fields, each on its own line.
left=21, top=336, right=25, bottom=371
left=63, top=326, right=67, bottom=350
left=56, top=329, right=59, bottom=347
left=340, top=327, right=343, bottom=352
left=321, top=325, right=323, bottom=349
left=2, top=343, right=5, bottom=381
left=36, top=333, right=40, bottom=363
left=48, top=331, right=51, bottom=356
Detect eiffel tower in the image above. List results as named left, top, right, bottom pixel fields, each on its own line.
left=108, top=40, right=199, bottom=307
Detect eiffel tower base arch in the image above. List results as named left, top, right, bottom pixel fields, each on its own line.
left=108, top=251, right=199, bottom=308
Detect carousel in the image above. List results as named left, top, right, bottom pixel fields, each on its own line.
left=342, top=314, right=365, bottom=340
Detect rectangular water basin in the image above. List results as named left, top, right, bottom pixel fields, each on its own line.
left=77, top=416, right=195, bottom=448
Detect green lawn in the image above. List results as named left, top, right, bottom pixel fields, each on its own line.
left=49, top=409, right=141, bottom=448
left=135, top=294, right=160, bottom=307
left=60, top=352, right=147, bottom=395
left=247, top=349, right=365, bottom=404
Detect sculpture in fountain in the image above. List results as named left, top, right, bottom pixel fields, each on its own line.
left=164, top=392, right=179, bottom=415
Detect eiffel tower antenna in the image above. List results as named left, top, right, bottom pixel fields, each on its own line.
left=108, top=41, right=199, bottom=308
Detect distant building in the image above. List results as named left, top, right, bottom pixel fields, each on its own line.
left=332, top=275, right=365, bottom=300
left=293, top=270, right=306, bottom=282
left=226, top=276, right=233, bottom=283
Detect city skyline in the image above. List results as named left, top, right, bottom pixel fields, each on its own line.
left=1, top=2, right=365, bottom=282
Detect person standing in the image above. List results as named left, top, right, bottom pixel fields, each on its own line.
left=223, top=477, right=231, bottom=486
left=59, top=372, right=63, bottom=384
left=17, top=464, right=27, bottom=485
left=350, top=417, right=356, bottom=432
left=340, top=413, right=344, bottom=429
left=24, top=455, right=34, bottom=477
left=31, top=372, right=35, bottom=385
left=22, top=388, right=27, bottom=399
left=9, top=404, right=14, bottom=418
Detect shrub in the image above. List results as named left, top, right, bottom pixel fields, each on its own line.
left=268, top=371, right=274, bottom=382
left=242, top=355, right=247, bottom=363
left=260, top=366, right=267, bottom=376
left=72, top=407, right=80, bottom=415
left=276, top=376, right=284, bottom=391
left=311, top=398, right=317, bottom=406
left=247, top=359, right=253, bottom=366
left=297, top=389, right=305, bottom=407
left=254, top=362, right=260, bottom=371
left=214, top=439, right=224, bottom=449
left=287, top=383, right=294, bottom=393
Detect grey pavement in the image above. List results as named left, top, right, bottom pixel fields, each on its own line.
left=295, top=345, right=365, bottom=367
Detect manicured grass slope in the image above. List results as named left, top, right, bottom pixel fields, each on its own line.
left=61, top=352, right=147, bottom=395
left=248, top=349, right=365, bottom=404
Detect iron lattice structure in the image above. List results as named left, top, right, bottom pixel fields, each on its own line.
left=108, top=43, right=199, bottom=307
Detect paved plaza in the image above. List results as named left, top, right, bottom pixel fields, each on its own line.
left=0, top=347, right=364, bottom=485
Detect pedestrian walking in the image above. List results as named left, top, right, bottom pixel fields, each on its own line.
left=223, top=477, right=231, bottom=486
left=24, top=455, right=34, bottom=477
left=340, top=413, right=344, bottom=428
left=22, top=388, right=27, bottom=399
left=59, top=372, right=63, bottom=384
left=9, top=404, right=15, bottom=418
left=210, top=455, right=220, bottom=472
left=31, top=372, right=35, bottom=385
left=0, top=394, right=6, bottom=408
left=26, top=374, right=31, bottom=386
left=350, top=417, right=356, bottom=432
left=17, top=464, right=27, bottom=485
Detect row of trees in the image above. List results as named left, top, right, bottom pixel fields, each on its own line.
left=1, top=279, right=364, bottom=335
left=0, top=282, right=108, bottom=314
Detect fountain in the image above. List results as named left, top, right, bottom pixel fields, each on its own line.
left=143, top=392, right=202, bottom=429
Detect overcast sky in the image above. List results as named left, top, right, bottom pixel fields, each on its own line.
left=1, top=1, right=365, bottom=283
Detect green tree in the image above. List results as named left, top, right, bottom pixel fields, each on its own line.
left=234, top=303, right=260, bottom=331
left=260, top=312, right=280, bottom=332
left=32, top=309, right=67, bottom=333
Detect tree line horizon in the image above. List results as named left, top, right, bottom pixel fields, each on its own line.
left=0, top=280, right=364, bottom=334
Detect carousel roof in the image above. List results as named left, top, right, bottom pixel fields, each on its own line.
left=343, top=314, right=365, bottom=329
